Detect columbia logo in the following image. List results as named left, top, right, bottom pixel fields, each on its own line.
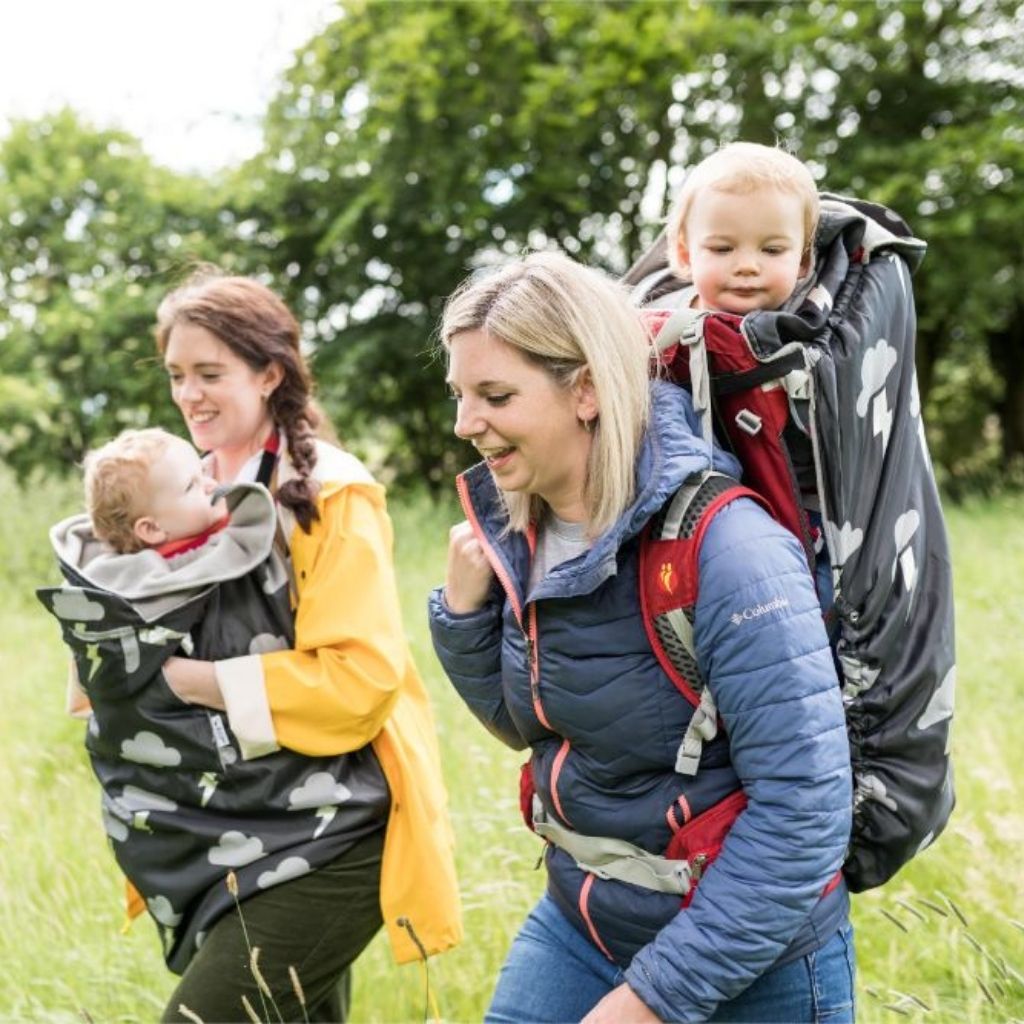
left=730, top=595, right=790, bottom=626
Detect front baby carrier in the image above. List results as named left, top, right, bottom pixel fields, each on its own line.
left=38, top=483, right=388, bottom=971
left=624, top=195, right=956, bottom=892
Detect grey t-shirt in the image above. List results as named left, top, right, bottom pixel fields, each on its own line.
left=528, top=511, right=591, bottom=594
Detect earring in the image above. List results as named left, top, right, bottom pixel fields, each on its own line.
left=581, top=416, right=596, bottom=433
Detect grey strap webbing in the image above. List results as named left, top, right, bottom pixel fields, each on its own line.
left=658, top=473, right=727, bottom=776
left=655, top=307, right=714, bottom=449
left=532, top=796, right=693, bottom=896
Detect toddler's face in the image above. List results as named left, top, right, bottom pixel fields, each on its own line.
left=141, top=438, right=227, bottom=544
left=678, top=187, right=809, bottom=315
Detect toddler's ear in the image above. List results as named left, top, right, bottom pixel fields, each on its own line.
left=675, top=240, right=693, bottom=275
left=133, top=517, right=165, bottom=548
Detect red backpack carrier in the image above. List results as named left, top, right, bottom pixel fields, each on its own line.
left=627, top=195, right=956, bottom=893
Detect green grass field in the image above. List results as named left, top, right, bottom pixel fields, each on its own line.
left=1, top=469, right=1021, bottom=1022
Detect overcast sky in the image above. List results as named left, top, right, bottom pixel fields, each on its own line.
left=0, top=0, right=338, bottom=173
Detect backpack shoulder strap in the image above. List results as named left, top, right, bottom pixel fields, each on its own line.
left=639, top=470, right=768, bottom=774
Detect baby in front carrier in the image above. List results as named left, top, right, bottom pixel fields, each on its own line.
left=39, top=428, right=386, bottom=973
left=84, top=427, right=230, bottom=560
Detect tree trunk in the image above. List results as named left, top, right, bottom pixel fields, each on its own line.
left=988, top=302, right=1024, bottom=463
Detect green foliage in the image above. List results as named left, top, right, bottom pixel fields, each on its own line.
left=0, top=110, right=242, bottom=476
left=3, top=471, right=1022, bottom=1020
left=240, top=0, right=1023, bottom=491
left=0, top=3, right=1021, bottom=492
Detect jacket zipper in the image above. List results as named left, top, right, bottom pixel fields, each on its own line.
left=456, top=476, right=552, bottom=731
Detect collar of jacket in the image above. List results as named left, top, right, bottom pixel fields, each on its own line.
left=458, top=380, right=742, bottom=605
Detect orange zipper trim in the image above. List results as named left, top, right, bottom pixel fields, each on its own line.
left=579, top=874, right=614, bottom=961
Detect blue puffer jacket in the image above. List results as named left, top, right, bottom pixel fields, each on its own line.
left=429, top=381, right=852, bottom=1022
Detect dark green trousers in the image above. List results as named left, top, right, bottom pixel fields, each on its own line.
left=162, top=829, right=385, bottom=1023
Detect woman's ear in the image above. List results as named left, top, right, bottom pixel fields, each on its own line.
left=574, top=366, right=599, bottom=424
left=262, top=362, right=285, bottom=396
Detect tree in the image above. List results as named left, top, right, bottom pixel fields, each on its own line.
left=0, top=109, right=238, bottom=476
left=244, top=0, right=1022, bottom=491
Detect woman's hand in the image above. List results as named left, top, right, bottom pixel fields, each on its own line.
left=444, top=520, right=495, bottom=614
left=582, top=984, right=661, bottom=1024
left=163, top=656, right=225, bottom=710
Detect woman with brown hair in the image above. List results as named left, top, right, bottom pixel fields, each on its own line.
left=140, top=270, right=461, bottom=1020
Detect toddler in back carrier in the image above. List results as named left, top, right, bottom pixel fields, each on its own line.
left=662, top=141, right=828, bottom=597
left=665, top=141, right=819, bottom=316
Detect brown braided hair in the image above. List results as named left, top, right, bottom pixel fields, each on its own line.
left=155, top=270, right=328, bottom=532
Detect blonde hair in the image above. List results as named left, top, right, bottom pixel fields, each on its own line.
left=666, top=142, right=820, bottom=277
left=84, top=428, right=178, bottom=553
left=440, top=251, right=652, bottom=536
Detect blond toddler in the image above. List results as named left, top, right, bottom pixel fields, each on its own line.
left=84, top=428, right=227, bottom=555
left=666, top=142, right=819, bottom=315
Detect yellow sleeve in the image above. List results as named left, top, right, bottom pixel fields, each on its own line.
left=258, top=482, right=406, bottom=756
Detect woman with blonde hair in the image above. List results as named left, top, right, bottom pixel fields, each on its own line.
left=429, top=251, right=854, bottom=1022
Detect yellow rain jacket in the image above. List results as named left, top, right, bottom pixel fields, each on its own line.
left=212, top=441, right=463, bottom=963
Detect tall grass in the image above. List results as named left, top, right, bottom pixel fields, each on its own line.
left=1, top=467, right=1021, bottom=1022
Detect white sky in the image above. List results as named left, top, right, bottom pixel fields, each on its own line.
left=0, top=0, right=338, bottom=174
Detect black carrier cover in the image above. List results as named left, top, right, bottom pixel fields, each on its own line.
left=38, top=483, right=388, bottom=971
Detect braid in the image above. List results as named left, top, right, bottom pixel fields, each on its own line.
left=274, top=396, right=321, bottom=533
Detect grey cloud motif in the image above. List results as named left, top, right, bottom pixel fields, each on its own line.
left=855, top=338, right=899, bottom=450
left=892, top=510, right=921, bottom=613
left=839, top=655, right=881, bottom=701
left=855, top=339, right=898, bottom=417
left=121, top=730, right=183, bottom=768
left=257, top=856, right=312, bottom=889
left=101, top=804, right=129, bottom=843
left=208, top=830, right=265, bottom=867
left=805, top=284, right=833, bottom=313
left=147, top=895, right=183, bottom=927
left=287, top=772, right=353, bottom=810
left=915, top=830, right=936, bottom=855
left=249, top=633, right=289, bottom=655
left=854, top=774, right=898, bottom=812
left=823, top=519, right=864, bottom=571
left=916, top=665, right=956, bottom=734
left=260, top=558, right=289, bottom=595
left=52, top=589, right=105, bottom=622
left=119, top=785, right=179, bottom=814
left=138, top=625, right=189, bottom=647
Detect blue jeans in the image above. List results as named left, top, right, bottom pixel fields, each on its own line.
left=486, top=894, right=855, bottom=1023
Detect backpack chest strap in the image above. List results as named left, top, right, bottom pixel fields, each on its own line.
left=532, top=795, right=694, bottom=896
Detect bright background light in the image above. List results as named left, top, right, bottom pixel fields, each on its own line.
left=0, top=0, right=337, bottom=173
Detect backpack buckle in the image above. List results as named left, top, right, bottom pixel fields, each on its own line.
left=734, top=409, right=763, bottom=436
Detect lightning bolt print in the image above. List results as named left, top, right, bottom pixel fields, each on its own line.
left=84, top=640, right=101, bottom=681
left=871, top=390, right=893, bottom=451
left=198, top=772, right=219, bottom=808
left=313, top=805, right=337, bottom=839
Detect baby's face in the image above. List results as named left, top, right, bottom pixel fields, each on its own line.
left=678, top=187, right=809, bottom=315
left=143, top=438, right=227, bottom=544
